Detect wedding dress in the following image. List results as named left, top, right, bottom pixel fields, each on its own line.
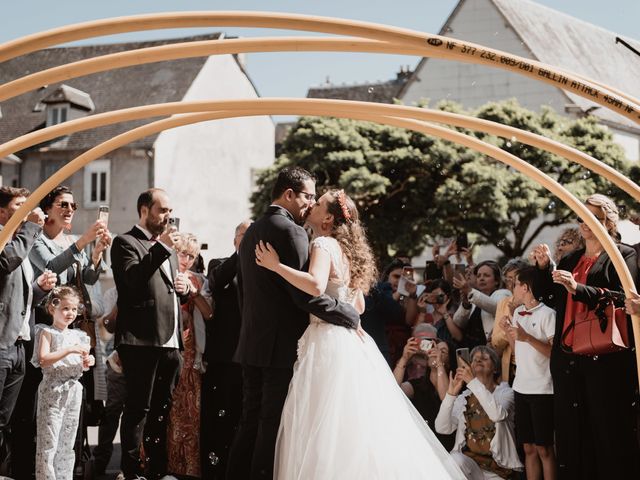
left=274, top=236, right=464, bottom=479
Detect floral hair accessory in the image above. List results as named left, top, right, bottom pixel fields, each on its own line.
left=337, top=190, right=352, bottom=223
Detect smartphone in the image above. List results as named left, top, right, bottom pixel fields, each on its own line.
left=98, top=205, right=109, bottom=225
left=402, top=266, right=415, bottom=279
left=397, top=276, right=410, bottom=296
left=424, top=260, right=441, bottom=280
left=168, top=217, right=180, bottom=231
left=456, top=233, right=469, bottom=249
left=398, top=266, right=415, bottom=296
left=420, top=339, right=435, bottom=352
left=456, top=347, right=471, bottom=365
left=454, top=263, right=466, bottom=277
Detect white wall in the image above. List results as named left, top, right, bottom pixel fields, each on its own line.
left=612, top=128, right=640, bottom=162
left=402, top=0, right=569, bottom=112
left=154, top=54, right=275, bottom=261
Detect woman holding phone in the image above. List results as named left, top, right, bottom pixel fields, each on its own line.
left=435, top=345, right=522, bottom=479
left=531, top=193, right=640, bottom=479
left=30, top=185, right=111, bottom=287
left=395, top=331, right=457, bottom=451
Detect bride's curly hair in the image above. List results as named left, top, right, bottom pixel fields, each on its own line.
left=325, top=189, right=377, bottom=294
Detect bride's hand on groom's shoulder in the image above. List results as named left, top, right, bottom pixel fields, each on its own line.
left=255, top=240, right=280, bottom=271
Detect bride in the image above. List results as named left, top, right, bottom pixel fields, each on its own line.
left=255, top=189, right=464, bottom=479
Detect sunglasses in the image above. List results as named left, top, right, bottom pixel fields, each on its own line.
left=54, top=201, right=78, bottom=211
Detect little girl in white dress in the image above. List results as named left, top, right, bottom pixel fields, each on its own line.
left=32, top=286, right=94, bottom=480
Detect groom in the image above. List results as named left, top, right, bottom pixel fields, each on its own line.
left=227, top=167, right=360, bottom=479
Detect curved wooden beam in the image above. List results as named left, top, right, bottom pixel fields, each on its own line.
left=4, top=35, right=638, bottom=110
left=0, top=37, right=426, bottom=102
left=2, top=99, right=638, bottom=203
left=0, top=12, right=637, bottom=124
left=1, top=102, right=637, bottom=382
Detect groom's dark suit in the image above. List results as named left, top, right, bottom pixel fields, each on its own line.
left=111, top=225, right=185, bottom=479
left=227, top=205, right=360, bottom=479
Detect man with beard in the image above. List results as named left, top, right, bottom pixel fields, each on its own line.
left=226, top=167, right=360, bottom=479
left=111, top=188, right=190, bottom=480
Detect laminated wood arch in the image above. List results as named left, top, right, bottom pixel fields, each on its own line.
left=0, top=12, right=638, bottom=122
left=0, top=98, right=638, bottom=381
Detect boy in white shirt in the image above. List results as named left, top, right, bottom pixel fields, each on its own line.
left=503, top=265, right=556, bottom=480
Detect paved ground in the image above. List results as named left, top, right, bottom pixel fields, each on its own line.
left=87, top=426, right=122, bottom=480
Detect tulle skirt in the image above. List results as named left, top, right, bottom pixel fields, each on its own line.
left=274, top=320, right=465, bottom=480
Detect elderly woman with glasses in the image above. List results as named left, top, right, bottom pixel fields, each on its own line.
left=531, top=193, right=640, bottom=479
left=166, top=232, right=213, bottom=479
left=435, top=345, right=523, bottom=479
left=552, top=227, right=584, bottom=264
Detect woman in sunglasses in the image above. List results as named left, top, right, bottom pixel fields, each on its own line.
left=30, top=185, right=111, bottom=289
left=531, top=194, right=639, bottom=479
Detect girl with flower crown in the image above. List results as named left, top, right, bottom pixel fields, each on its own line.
left=255, top=189, right=464, bottom=479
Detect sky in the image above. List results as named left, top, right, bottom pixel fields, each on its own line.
left=1, top=0, right=638, bottom=105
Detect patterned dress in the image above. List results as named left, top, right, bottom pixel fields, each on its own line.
left=32, top=325, right=89, bottom=480
left=167, top=273, right=204, bottom=477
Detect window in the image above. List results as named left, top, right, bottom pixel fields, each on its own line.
left=47, top=105, right=68, bottom=126
left=83, top=159, right=110, bottom=208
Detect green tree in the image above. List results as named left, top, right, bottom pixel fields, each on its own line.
left=252, top=99, right=631, bottom=263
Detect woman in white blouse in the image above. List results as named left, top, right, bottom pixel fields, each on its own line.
left=435, top=345, right=523, bottom=480
left=452, top=261, right=511, bottom=348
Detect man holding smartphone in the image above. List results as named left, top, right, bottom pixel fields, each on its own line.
left=111, top=188, right=191, bottom=480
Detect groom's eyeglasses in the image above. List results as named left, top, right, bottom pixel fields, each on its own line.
left=294, top=190, right=316, bottom=202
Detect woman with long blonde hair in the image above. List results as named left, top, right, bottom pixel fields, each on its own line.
left=256, top=189, right=463, bottom=479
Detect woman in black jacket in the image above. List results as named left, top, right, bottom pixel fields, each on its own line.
left=532, top=194, right=640, bottom=480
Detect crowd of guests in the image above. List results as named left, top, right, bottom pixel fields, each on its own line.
left=0, top=185, right=245, bottom=480
left=381, top=193, right=640, bottom=479
left=1, top=182, right=640, bottom=480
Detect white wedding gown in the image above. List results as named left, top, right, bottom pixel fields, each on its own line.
left=274, top=237, right=464, bottom=479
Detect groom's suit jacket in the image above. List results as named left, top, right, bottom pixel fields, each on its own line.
left=111, top=226, right=184, bottom=348
left=234, top=205, right=360, bottom=369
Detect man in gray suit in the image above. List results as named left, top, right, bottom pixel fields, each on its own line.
left=0, top=186, right=56, bottom=468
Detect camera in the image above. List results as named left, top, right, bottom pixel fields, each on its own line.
left=422, top=292, right=446, bottom=304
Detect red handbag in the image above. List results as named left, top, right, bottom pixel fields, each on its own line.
left=562, top=288, right=630, bottom=355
